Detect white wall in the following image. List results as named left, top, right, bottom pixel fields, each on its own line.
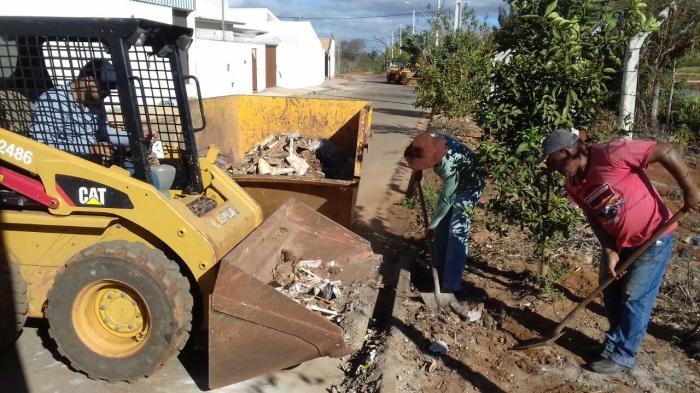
left=257, top=21, right=325, bottom=89
left=187, top=38, right=265, bottom=98
left=328, top=40, right=336, bottom=79
left=0, top=0, right=173, bottom=23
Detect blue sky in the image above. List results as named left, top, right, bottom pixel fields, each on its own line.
left=230, top=1, right=502, bottom=50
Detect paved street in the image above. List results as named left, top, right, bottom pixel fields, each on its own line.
left=0, top=74, right=425, bottom=393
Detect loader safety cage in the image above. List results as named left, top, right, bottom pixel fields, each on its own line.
left=0, top=17, right=204, bottom=193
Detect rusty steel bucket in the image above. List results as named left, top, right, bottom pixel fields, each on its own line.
left=208, top=198, right=381, bottom=389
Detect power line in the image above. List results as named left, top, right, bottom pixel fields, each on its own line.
left=278, top=12, right=430, bottom=20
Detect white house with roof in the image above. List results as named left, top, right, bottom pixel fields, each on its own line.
left=233, top=8, right=326, bottom=89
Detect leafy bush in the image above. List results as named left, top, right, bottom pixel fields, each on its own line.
left=671, top=92, right=700, bottom=134
left=415, top=25, right=495, bottom=118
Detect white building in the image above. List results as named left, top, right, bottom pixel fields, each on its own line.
left=233, top=8, right=326, bottom=89
left=0, top=0, right=188, bottom=26
left=191, top=0, right=271, bottom=97
left=320, top=37, right=336, bottom=80
left=1, top=1, right=327, bottom=96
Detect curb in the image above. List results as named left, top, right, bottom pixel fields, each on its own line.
left=378, top=250, right=415, bottom=392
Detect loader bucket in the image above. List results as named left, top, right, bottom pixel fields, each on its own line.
left=208, top=198, right=381, bottom=389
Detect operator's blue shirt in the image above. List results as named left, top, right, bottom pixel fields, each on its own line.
left=29, top=84, right=129, bottom=154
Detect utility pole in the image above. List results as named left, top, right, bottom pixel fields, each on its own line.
left=221, top=0, right=226, bottom=36
left=412, top=10, right=416, bottom=35
left=399, top=25, right=402, bottom=55
left=391, top=30, right=394, bottom=60
left=453, top=0, right=462, bottom=31
left=435, top=0, right=442, bottom=46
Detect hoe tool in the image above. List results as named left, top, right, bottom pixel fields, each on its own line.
left=514, top=209, right=686, bottom=350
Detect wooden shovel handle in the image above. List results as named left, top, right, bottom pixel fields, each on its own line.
left=552, top=209, right=686, bottom=336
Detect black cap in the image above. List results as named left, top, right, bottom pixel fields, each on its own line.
left=539, top=128, right=580, bottom=163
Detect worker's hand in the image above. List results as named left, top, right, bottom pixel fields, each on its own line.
left=424, top=227, right=434, bottom=240
left=147, top=129, right=159, bottom=143
left=603, top=249, right=620, bottom=279
left=683, top=187, right=700, bottom=213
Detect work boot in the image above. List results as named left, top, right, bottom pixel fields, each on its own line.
left=587, top=358, right=630, bottom=374
left=447, top=296, right=469, bottom=319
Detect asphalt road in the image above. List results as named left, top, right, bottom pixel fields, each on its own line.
left=0, top=74, right=425, bottom=393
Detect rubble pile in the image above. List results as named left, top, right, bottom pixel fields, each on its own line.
left=229, top=133, right=326, bottom=178
left=269, top=250, right=344, bottom=320
left=216, top=133, right=355, bottom=180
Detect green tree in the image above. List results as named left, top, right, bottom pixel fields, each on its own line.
left=414, top=13, right=494, bottom=118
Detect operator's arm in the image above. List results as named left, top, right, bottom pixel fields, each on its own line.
left=105, top=124, right=130, bottom=146
left=647, top=143, right=700, bottom=212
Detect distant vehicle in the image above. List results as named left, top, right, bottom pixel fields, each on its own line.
left=386, top=61, right=404, bottom=83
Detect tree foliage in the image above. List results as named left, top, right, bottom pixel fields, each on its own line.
left=477, top=0, right=650, bottom=255
left=414, top=13, right=494, bottom=118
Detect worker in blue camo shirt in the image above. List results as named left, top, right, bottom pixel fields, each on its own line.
left=404, top=132, right=485, bottom=313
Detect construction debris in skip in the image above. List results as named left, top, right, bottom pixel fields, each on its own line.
left=231, top=133, right=325, bottom=178
left=220, top=133, right=354, bottom=179
left=269, top=250, right=344, bottom=320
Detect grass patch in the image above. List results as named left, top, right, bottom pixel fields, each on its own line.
left=400, top=197, right=417, bottom=209
left=421, top=183, right=440, bottom=215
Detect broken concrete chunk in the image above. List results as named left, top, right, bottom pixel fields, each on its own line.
left=467, top=309, right=482, bottom=322
left=428, top=340, right=449, bottom=355
left=270, top=167, right=295, bottom=176
left=257, top=158, right=272, bottom=175
left=286, top=153, right=310, bottom=176
left=684, top=235, right=700, bottom=246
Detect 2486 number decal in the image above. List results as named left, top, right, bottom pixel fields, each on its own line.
left=0, top=139, right=33, bottom=164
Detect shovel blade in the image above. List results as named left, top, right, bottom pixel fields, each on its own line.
left=512, top=332, right=565, bottom=351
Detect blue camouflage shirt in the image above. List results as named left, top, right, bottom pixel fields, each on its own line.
left=429, top=133, right=485, bottom=229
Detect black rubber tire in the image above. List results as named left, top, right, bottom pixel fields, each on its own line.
left=46, top=241, right=193, bottom=382
left=0, top=263, right=28, bottom=351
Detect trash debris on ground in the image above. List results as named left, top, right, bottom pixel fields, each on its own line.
left=218, top=133, right=354, bottom=179
left=684, top=235, right=700, bottom=246
left=467, top=306, right=483, bottom=323
left=428, top=340, right=449, bottom=355
left=268, top=250, right=344, bottom=320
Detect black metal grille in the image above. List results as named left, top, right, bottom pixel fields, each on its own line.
left=0, top=18, right=202, bottom=192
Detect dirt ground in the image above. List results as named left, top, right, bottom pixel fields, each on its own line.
left=344, top=119, right=700, bottom=393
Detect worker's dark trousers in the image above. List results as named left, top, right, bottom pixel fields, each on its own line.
left=431, top=198, right=476, bottom=293
left=599, top=233, right=674, bottom=368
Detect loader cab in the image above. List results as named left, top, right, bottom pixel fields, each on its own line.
left=0, top=17, right=204, bottom=194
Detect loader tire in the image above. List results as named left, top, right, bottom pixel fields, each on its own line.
left=0, top=263, right=28, bottom=351
left=46, top=241, right=193, bottom=382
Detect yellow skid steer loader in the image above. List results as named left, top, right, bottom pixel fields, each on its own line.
left=0, top=17, right=379, bottom=389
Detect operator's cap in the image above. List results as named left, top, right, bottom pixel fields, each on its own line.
left=78, top=59, right=118, bottom=94
left=539, top=128, right=580, bottom=163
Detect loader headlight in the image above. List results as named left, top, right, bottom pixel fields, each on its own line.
left=176, top=35, right=193, bottom=51
left=127, top=28, right=147, bottom=47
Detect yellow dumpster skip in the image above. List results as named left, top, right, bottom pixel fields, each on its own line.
left=195, top=95, right=373, bottom=227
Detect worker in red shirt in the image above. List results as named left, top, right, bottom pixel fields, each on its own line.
left=541, top=129, right=700, bottom=374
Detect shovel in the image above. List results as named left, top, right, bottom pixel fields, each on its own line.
left=514, top=209, right=686, bottom=350
left=414, top=181, right=454, bottom=309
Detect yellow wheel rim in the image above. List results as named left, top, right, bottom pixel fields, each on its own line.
left=72, top=280, right=150, bottom=358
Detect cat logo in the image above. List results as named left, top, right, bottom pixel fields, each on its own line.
left=78, top=187, right=107, bottom=206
